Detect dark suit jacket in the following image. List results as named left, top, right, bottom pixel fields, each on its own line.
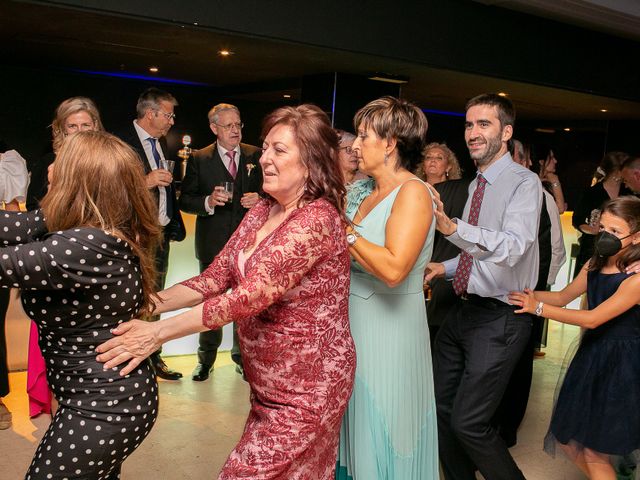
left=116, top=123, right=186, bottom=242
left=179, top=142, right=262, bottom=264
left=427, top=178, right=471, bottom=327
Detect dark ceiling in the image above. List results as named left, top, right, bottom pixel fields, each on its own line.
left=1, top=0, right=639, bottom=121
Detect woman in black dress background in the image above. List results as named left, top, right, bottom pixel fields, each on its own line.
left=0, top=131, right=161, bottom=479
left=572, top=151, right=631, bottom=278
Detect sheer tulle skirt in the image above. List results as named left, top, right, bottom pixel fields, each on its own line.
left=544, top=332, right=640, bottom=479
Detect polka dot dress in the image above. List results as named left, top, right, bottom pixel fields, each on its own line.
left=0, top=211, right=158, bottom=479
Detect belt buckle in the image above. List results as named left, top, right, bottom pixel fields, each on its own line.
left=460, top=292, right=469, bottom=300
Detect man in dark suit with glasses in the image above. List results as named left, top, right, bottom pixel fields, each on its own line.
left=117, top=87, right=186, bottom=380
left=180, top=103, right=262, bottom=381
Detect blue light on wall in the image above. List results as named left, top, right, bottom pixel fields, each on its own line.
left=70, top=69, right=213, bottom=87
left=422, top=108, right=465, bottom=118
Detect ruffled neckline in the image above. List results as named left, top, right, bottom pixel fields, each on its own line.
left=346, top=178, right=375, bottom=219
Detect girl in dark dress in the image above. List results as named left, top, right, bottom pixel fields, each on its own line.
left=510, top=196, right=640, bottom=480
left=0, top=131, right=161, bottom=479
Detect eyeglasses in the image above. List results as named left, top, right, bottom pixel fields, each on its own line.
left=339, top=146, right=354, bottom=155
left=215, top=122, right=244, bottom=131
left=156, top=110, right=176, bottom=120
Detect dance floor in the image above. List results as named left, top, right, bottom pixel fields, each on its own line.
left=1, top=326, right=585, bottom=479
left=1, top=213, right=588, bottom=478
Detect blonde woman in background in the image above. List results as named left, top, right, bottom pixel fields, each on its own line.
left=26, top=96, right=104, bottom=209
left=24, top=97, right=105, bottom=418
left=415, top=142, right=462, bottom=186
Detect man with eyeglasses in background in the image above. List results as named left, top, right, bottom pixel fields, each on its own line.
left=179, top=103, right=262, bottom=382
left=117, top=87, right=186, bottom=380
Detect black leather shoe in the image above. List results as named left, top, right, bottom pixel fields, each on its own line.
left=151, top=354, right=182, bottom=380
left=192, top=363, right=213, bottom=381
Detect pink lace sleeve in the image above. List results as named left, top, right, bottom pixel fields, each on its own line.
left=200, top=203, right=339, bottom=330
left=180, top=244, right=232, bottom=299
left=180, top=202, right=268, bottom=298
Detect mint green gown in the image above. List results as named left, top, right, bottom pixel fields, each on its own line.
left=336, top=178, right=439, bottom=480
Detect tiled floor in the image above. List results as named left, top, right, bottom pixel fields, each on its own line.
left=1, top=322, right=586, bottom=480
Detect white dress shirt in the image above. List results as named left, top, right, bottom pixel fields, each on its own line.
left=544, top=190, right=567, bottom=285
left=0, top=150, right=29, bottom=205
left=443, top=153, right=543, bottom=303
left=204, top=144, right=241, bottom=215
left=133, top=120, right=170, bottom=226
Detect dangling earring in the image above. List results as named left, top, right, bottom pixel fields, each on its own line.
left=383, top=152, right=389, bottom=166
left=445, top=171, right=449, bottom=178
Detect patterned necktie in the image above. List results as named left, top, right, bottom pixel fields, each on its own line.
left=226, top=150, right=237, bottom=179
left=452, top=174, right=487, bottom=296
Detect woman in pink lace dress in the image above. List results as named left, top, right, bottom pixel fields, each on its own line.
left=97, top=104, right=356, bottom=479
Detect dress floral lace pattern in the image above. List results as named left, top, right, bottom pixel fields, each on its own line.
left=181, top=198, right=356, bottom=479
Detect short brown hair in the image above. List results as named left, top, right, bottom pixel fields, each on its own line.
left=41, top=131, right=161, bottom=316
left=51, top=97, right=104, bottom=153
left=353, top=96, right=428, bottom=171
left=261, top=104, right=345, bottom=217
left=465, top=93, right=516, bottom=128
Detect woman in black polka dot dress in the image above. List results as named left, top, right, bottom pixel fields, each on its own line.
left=0, top=131, right=162, bottom=479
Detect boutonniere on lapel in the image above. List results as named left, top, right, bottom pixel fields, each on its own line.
left=246, top=163, right=256, bottom=177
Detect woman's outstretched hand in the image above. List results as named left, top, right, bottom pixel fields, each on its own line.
left=508, top=288, right=537, bottom=314
left=96, top=320, right=161, bottom=376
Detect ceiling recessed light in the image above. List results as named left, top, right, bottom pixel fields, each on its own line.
left=600, top=109, right=608, bottom=112
left=149, top=66, right=159, bottom=73
left=563, top=128, right=571, bottom=132
left=368, top=73, right=409, bottom=84
left=283, top=94, right=291, bottom=98
left=498, top=92, right=508, bottom=97
left=218, top=50, right=234, bottom=57
left=535, top=128, right=555, bottom=134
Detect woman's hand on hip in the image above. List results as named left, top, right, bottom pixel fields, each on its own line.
left=95, top=320, right=161, bottom=376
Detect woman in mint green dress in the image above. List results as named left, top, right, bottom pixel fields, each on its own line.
left=337, top=96, right=438, bottom=479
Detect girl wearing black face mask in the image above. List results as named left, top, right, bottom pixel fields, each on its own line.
left=509, top=196, right=640, bottom=480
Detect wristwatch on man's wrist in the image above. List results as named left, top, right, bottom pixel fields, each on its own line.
left=534, top=301, right=544, bottom=316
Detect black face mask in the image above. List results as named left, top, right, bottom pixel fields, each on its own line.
left=594, top=231, right=632, bottom=257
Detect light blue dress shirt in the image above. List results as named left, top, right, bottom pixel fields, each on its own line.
left=443, top=152, right=543, bottom=303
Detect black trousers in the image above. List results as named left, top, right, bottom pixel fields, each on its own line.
left=0, top=288, right=9, bottom=397
left=434, top=295, right=531, bottom=480
left=492, top=315, right=538, bottom=447
left=150, top=229, right=172, bottom=358
left=197, top=260, right=242, bottom=368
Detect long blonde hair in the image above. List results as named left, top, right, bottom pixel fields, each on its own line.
left=41, top=131, right=160, bottom=316
left=51, top=97, right=104, bottom=153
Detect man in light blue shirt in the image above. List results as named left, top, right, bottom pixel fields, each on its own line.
left=427, top=93, right=542, bottom=480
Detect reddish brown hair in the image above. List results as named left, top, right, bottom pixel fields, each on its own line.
left=261, top=104, right=346, bottom=217
left=42, top=131, right=161, bottom=317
